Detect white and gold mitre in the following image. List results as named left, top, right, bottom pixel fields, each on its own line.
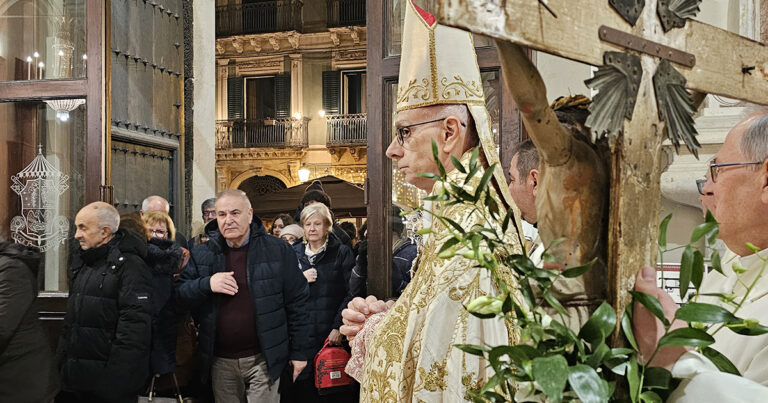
left=397, top=0, right=519, bottom=215
left=396, top=1, right=486, bottom=111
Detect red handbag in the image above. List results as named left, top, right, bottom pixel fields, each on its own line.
left=314, top=338, right=355, bottom=395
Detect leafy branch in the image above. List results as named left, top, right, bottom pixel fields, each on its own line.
left=415, top=144, right=768, bottom=402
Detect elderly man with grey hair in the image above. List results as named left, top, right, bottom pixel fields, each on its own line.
left=177, top=190, right=311, bottom=402
left=57, top=202, right=153, bottom=403
left=632, top=111, right=768, bottom=402
left=140, top=195, right=188, bottom=248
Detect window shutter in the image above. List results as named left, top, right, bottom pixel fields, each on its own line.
left=274, top=73, right=291, bottom=118
left=227, top=77, right=244, bottom=120
left=322, top=70, right=341, bottom=115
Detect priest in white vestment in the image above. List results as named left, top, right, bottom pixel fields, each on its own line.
left=633, top=111, right=768, bottom=402
left=340, top=2, right=527, bottom=401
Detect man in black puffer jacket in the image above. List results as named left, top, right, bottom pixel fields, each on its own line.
left=176, top=190, right=311, bottom=403
left=57, top=202, right=153, bottom=403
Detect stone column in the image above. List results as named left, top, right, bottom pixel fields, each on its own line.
left=290, top=54, right=303, bottom=117
left=190, top=0, right=217, bottom=236
left=216, top=59, right=229, bottom=120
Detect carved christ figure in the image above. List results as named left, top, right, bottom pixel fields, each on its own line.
left=495, top=40, right=610, bottom=325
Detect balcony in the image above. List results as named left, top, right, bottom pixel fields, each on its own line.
left=327, top=0, right=366, bottom=28
left=216, top=1, right=302, bottom=37
left=326, top=113, right=367, bottom=146
left=216, top=118, right=309, bottom=149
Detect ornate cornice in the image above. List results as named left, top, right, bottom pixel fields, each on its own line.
left=216, top=148, right=306, bottom=161
left=216, top=27, right=367, bottom=58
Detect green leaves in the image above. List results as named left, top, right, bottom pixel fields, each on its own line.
left=643, top=367, right=672, bottom=390
left=579, top=301, right=617, bottom=347
left=701, top=346, right=740, bottom=376
left=454, top=343, right=488, bottom=357
left=630, top=291, right=670, bottom=328
left=725, top=318, right=768, bottom=336
left=622, top=304, right=640, bottom=351
left=532, top=355, right=569, bottom=402
left=658, top=214, right=672, bottom=248
left=657, top=327, right=715, bottom=348
left=690, top=221, right=717, bottom=244
left=562, top=257, right=597, bottom=278
left=568, top=365, right=611, bottom=403
left=679, top=245, right=694, bottom=301
left=674, top=302, right=736, bottom=324
left=431, top=139, right=446, bottom=178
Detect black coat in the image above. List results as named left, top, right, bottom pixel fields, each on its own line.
left=176, top=219, right=312, bottom=383
left=58, top=229, right=153, bottom=402
left=145, top=238, right=183, bottom=375
left=292, top=233, right=354, bottom=377
left=348, top=237, right=418, bottom=299
left=0, top=242, right=59, bottom=403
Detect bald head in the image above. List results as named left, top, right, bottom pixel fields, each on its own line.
left=141, top=195, right=170, bottom=215
left=75, top=202, right=120, bottom=250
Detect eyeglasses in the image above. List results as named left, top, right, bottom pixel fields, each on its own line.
left=150, top=229, right=168, bottom=237
left=709, top=160, right=764, bottom=183
left=395, top=117, right=466, bottom=146
left=202, top=210, right=216, bottom=217
left=695, top=178, right=707, bottom=196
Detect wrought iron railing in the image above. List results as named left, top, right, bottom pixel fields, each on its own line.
left=327, top=0, right=366, bottom=27
left=326, top=113, right=367, bottom=146
left=216, top=1, right=302, bottom=37
left=216, top=118, right=309, bottom=149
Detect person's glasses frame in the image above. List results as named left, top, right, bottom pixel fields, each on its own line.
left=150, top=229, right=168, bottom=237
left=203, top=210, right=217, bottom=217
left=695, top=178, right=707, bottom=196
left=709, top=160, right=764, bottom=183
left=395, top=117, right=467, bottom=146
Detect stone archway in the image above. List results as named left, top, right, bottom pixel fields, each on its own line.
left=237, top=175, right=288, bottom=207
left=229, top=167, right=293, bottom=190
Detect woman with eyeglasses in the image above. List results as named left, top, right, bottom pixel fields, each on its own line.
left=140, top=211, right=189, bottom=390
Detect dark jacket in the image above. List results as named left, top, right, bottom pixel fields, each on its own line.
left=348, top=237, right=418, bottom=299
left=145, top=238, right=183, bottom=375
left=176, top=219, right=312, bottom=383
left=292, top=233, right=354, bottom=378
left=58, top=229, right=153, bottom=402
left=391, top=237, right=418, bottom=297
left=0, top=242, right=59, bottom=403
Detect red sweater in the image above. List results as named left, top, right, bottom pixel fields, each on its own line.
left=214, top=244, right=260, bottom=358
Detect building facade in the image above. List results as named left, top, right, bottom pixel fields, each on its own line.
left=214, top=0, right=368, bottom=207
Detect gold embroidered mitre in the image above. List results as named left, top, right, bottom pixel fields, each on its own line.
left=397, top=0, right=519, bottom=216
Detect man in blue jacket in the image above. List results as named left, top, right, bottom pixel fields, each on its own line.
left=177, top=189, right=311, bottom=402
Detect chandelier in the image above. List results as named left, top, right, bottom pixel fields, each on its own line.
left=44, top=98, right=85, bottom=122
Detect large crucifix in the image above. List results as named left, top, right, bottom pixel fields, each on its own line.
left=435, top=0, right=768, bottom=338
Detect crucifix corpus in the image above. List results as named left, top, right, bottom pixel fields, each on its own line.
left=436, top=0, right=768, bottom=339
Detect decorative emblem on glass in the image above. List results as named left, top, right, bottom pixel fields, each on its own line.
left=10, top=145, right=70, bottom=251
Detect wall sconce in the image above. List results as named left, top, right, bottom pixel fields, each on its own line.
left=318, top=110, right=325, bottom=117
left=298, top=167, right=310, bottom=182
left=293, top=112, right=302, bottom=120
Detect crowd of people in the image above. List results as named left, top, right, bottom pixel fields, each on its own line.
left=0, top=181, right=417, bottom=403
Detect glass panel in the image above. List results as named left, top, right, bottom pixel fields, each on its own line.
left=0, top=0, right=87, bottom=82
left=0, top=100, right=87, bottom=292
left=385, top=0, right=493, bottom=57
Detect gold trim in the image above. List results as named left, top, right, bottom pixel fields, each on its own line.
left=440, top=76, right=484, bottom=100
left=397, top=99, right=486, bottom=112
left=429, top=29, right=439, bottom=104
left=397, top=78, right=432, bottom=105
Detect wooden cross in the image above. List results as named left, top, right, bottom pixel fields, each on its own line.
left=435, top=0, right=768, bottom=336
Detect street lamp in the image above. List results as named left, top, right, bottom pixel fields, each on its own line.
left=298, top=168, right=310, bottom=182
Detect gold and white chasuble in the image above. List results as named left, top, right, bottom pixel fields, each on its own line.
left=352, top=2, right=527, bottom=401
left=359, top=153, right=523, bottom=402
